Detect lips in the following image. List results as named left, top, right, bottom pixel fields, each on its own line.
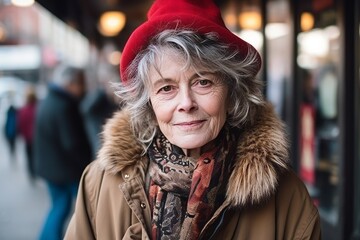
left=172, top=120, right=207, bottom=131
left=174, top=120, right=206, bottom=126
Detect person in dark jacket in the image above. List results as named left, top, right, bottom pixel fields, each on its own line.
left=34, top=64, right=92, bottom=240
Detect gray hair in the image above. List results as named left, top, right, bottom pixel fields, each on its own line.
left=52, top=64, right=84, bottom=87
left=116, top=29, right=265, bottom=149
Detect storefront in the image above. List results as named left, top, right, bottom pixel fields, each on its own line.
left=221, top=0, right=359, bottom=239
left=292, top=1, right=358, bottom=239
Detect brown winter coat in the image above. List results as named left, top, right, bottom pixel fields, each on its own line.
left=65, top=103, right=321, bottom=240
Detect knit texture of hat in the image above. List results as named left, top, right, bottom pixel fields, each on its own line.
left=120, top=0, right=262, bottom=82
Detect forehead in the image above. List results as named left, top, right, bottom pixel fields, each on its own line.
left=148, top=47, right=202, bottom=80
left=155, top=47, right=186, bottom=68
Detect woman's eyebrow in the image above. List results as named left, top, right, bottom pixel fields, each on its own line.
left=152, top=71, right=215, bottom=87
left=151, top=78, right=173, bottom=88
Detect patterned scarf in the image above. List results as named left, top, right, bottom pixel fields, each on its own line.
left=147, top=125, right=239, bottom=240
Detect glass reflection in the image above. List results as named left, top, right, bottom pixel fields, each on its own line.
left=297, top=2, right=340, bottom=226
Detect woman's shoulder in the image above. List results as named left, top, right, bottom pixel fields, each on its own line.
left=92, top=155, right=148, bottom=185
left=274, top=169, right=321, bottom=238
left=80, top=157, right=148, bottom=209
left=84, top=157, right=146, bottom=182
left=80, top=160, right=125, bottom=198
left=277, top=169, right=313, bottom=199
left=276, top=168, right=320, bottom=220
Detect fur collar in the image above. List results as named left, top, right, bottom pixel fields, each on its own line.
left=97, top=103, right=289, bottom=207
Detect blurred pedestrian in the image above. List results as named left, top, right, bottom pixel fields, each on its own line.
left=65, top=0, right=321, bottom=239
left=34, top=64, right=92, bottom=240
left=4, top=92, right=18, bottom=161
left=17, top=86, right=37, bottom=180
left=81, top=87, right=118, bottom=158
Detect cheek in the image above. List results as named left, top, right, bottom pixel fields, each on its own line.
left=150, top=99, right=173, bottom=123
left=209, top=101, right=228, bottom=136
left=206, top=94, right=228, bottom=120
left=209, top=100, right=226, bottom=114
left=210, top=104, right=227, bottom=128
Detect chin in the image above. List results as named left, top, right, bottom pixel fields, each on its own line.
left=173, top=138, right=209, bottom=150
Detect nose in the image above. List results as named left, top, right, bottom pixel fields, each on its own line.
left=177, top=88, right=197, bottom=112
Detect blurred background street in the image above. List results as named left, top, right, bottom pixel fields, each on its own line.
left=0, top=109, right=48, bottom=240
left=0, top=0, right=359, bottom=239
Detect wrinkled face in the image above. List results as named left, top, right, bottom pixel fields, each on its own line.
left=148, top=48, right=228, bottom=156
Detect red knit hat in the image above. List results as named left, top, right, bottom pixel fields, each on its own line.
left=120, top=0, right=262, bottom=82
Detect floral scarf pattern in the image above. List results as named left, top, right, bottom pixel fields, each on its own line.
left=147, top=125, right=239, bottom=240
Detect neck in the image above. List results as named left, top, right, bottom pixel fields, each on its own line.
left=182, top=136, right=221, bottom=158
left=182, top=148, right=201, bottom=158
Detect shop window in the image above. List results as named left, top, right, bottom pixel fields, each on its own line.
left=265, top=0, right=292, bottom=120
left=297, top=0, right=340, bottom=226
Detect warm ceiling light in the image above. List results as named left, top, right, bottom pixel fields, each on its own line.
left=98, top=11, right=126, bottom=37
left=224, top=13, right=237, bottom=30
left=238, top=10, right=262, bottom=30
left=11, top=0, right=34, bottom=7
left=301, top=12, right=314, bottom=32
left=107, top=51, right=122, bottom=65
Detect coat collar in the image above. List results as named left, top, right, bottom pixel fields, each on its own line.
left=97, top=103, right=289, bottom=207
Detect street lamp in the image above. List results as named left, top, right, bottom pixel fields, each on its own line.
left=98, top=11, right=126, bottom=37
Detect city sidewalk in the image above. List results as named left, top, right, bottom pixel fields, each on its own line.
left=0, top=137, right=49, bottom=240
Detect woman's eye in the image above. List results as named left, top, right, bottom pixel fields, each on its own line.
left=158, top=85, right=173, bottom=93
left=198, top=79, right=211, bottom=86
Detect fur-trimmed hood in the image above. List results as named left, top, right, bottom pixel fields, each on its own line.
left=97, top=103, right=289, bottom=207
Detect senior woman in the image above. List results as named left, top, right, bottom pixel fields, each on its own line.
left=65, top=0, right=321, bottom=239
